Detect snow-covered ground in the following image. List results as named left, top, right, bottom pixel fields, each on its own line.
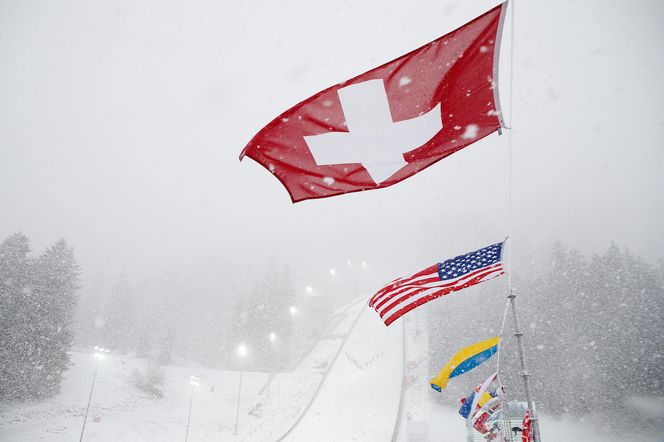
left=0, top=350, right=315, bottom=441
left=2, top=299, right=662, bottom=442
left=0, top=297, right=369, bottom=441
left=285, top=307, right=403, bottom=441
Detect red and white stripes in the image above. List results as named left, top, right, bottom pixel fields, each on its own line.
left=369, top=263, right=504, bottom=326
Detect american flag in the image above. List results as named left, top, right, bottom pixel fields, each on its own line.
left=369, top=242, right=505, bottom=326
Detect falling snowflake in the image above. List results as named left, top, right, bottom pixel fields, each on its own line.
left=322, top=176, right=335, bottom=185
left=461, top=124, right=479, bottom=140
left=399, top=76, right=412, bottom=86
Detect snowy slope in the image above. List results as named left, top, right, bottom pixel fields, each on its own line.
left=0, top=297, right=369, bottom=442
left=0, top=352, right=280, bottom=441
left=284, top=307, right=403, bottom=441
left=2, top=297, right=661, bottom=442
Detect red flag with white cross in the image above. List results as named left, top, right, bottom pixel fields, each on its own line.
left=240, top=3, right=507, bottom=203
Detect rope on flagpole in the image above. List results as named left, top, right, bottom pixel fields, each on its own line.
left=497, top=298, right=510, bottom=363
left=504, top=0, right=516, bottom=419
left=506, top=0, right=515, bottom=298
left=501, top=4, right=520, bottom=442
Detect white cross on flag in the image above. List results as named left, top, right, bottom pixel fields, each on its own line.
left=240, top=3, right=507, bottom=203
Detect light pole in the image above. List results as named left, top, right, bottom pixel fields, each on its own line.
left=185, top=375, right=199, bottom=442
left=234, top=344, right=247, bottom=435
left=80, top=346, right=110, bottom=442
left=266, top=332, right=277, bottom=396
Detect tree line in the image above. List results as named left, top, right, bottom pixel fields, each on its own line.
left=76, top=260, right=306, bottom=373
left=0, top=233, right=79, bottom=401
left=427, top=241, right=664, bottom=428
left=1, top=231, right=333, bottom=403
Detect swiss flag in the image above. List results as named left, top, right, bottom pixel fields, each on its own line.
left=240, top=3, right=507, bottom=203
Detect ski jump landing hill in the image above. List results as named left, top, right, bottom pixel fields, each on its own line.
left=280, top=302, right=404, bottom=441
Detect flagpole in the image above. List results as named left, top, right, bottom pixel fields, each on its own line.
left=496, top=300, right=513, bottom=442
left=508, top=288, right=542, bottom=442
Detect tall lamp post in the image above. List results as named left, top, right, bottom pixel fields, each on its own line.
left=266, top=332, right=277, bottom=396
left=234, top=344, right=247, bottom=435
left=185, top=375, right=199, bottom=442
left=80, top=346, right=110, bottom=442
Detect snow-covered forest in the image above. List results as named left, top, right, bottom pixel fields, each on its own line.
left=0, top=234, right=79, bottom=401
left=2, top=231, right=663, bottom=440
left=428, top=241, right=664, bottom=431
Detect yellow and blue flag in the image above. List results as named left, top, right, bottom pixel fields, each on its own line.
left=430, top=336, right=501, bottom=392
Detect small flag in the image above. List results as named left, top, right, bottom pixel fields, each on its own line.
left=469, top=372, right=499, bottom=418
left=459, top=372, right=499, bottom=419
left=470, top=383, right=503, bottom=436
left=368, top=242, right=505, bottom=326
left=459, top=391, right=493, bottom=419
left=475, top=394, right=501, bottom=416
left=459, top=373, right=498, bottom=419
left=240, top=4, right=507, bottom=202
left=472, top=408, right=501, bottom=436
left=430, top=336, right=501, bottom=392
left=472, top=410, right=492, bottom=435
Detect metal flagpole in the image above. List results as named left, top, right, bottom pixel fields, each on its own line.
left=496, top=301, right=514, bottom=442
left=508, top=288, right=542, bottom=442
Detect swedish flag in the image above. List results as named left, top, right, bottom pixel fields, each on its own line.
left=430, top=336, right=501, bottom=392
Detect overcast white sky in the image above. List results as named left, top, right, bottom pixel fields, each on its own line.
left=1, top=0, right=663, bottom=287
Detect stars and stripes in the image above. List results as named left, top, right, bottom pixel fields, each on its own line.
left=368, top=242, right=506, bottom=326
